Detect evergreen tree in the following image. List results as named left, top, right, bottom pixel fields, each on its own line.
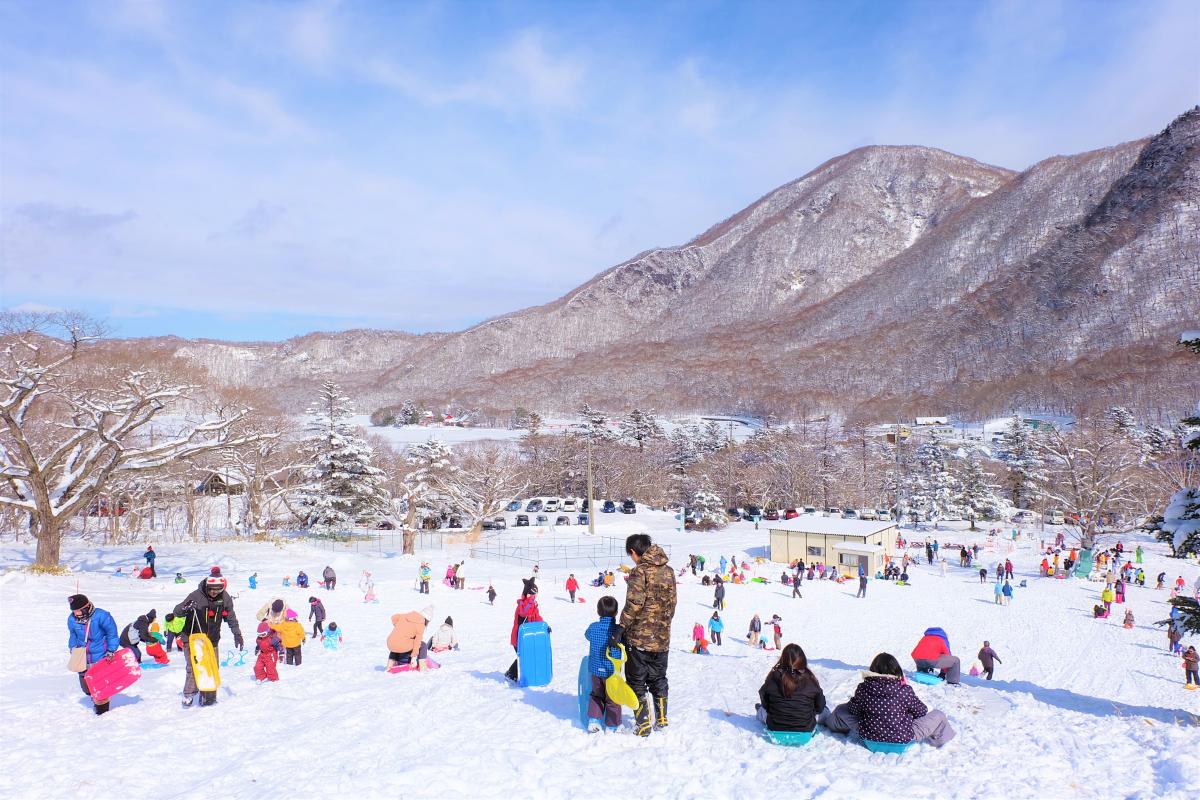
left=997, top=417, right=1043, bottom=509
left=578, top=402, right=616, bottom=441
left=699, top=420, right=726, bottom=455
left=619, top=408, right=664, bottom=450
left=1158, top=596, right=1200, bottom=637
left=300, top=381, right=391, bottom=532
left=1154, top=332, right=1200, bottom=558
left=398, top=400, right=419, bottom=426
left=688, top=489, right=727, bottom=529
left=956, top=457, right=1004, bottom=521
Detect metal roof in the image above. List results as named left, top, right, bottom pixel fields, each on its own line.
left=767, top=516, right=897, bottom=538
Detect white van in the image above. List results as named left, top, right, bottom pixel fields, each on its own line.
left=544, top=498, right=561, bottom=513
left=858, top=508, right=878, bottom=520
left=1043, top=509, right=1065, bottom=525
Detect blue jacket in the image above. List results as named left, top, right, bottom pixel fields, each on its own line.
left=67, top=609, right=120, bottom=665
left=709, top=617, right=724, bottom=633
left=584, top=617, right=615, bottom=678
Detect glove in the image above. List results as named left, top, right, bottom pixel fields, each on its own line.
left=606, top=624, right=624, bottom=650
left=233, top=634, right=245, bottom=650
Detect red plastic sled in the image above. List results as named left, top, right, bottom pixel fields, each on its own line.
left=387, top=659, right=440, bottom=673
left=84, top=648, right=142, bottom=704
left=138, top=567, right=153, bottom=579
left=145, top=641, right=170, bottom=664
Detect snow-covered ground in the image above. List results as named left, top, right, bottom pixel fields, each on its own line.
left=1, top=513, right=1197, bottom=800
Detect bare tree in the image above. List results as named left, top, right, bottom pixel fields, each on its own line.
left=440, top=442, right=527, bottom=541
left=0, top=314, right=264, bottom=567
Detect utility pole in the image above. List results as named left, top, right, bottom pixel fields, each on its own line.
left=586, top=433, right=596, bottom=536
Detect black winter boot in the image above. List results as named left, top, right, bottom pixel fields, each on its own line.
left=654, top=695, right=668, bottom=730
left=94, top=702, right=110, bottom=716
left=634, top=697, right=652, bottom=737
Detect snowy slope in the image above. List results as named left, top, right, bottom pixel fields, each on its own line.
left=1, top=514, right=1197, bottom=800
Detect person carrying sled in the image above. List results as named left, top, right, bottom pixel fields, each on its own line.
left=608, top=534, right=677, bottom=737
left=119, top=608, right=157, bottom=664
left=911, top=627, right=961, bottom=684
left=66, top=594, right=120, bottom=715
left=756, top=643, right=825, bottom=734
left=505, top=580, right=543, bottom=681
left=172, top=569, right=244, bottom=707
left=583, top=596, right=623, bottom=732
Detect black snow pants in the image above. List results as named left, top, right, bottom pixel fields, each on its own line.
left=625, top=647, right=669, bottom=703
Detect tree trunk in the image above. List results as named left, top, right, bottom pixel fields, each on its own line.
left=33, top=513, right=64, bottom=568
left=402, top=528, right=416, bottom=555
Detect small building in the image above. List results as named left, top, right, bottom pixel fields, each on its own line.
left=767, top=516, right=899, bottom=577
left=914, top=416, right=949, bottom=426
left=195, top=470, right=246, bottom=496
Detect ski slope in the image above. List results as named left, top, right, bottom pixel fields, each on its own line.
left=0, top=513, right=1197, bottom=800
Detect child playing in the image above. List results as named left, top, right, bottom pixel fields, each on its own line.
left=254, top=621, right=280, bottom=683
left=1123, top=609, right=1135, bottom=629
left=309, top=596, right=326, bottom=638
left=487, top=584, right=497, bottom=605
left=272, top=609, right=307, bottom=666
left=322, top=622, right=343, bottom=652
left=584, top=596, right=623, bottom=733
left=771, top=615, right=782, bottom=651
left=708, top=612, right=724, bottom=647
left=1184, top=645, right=1199, bottom=689
left=429, top=616, right=459, bottom=652
left=692, top=622, right=704, bottom=651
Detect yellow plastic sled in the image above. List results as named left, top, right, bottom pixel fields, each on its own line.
left=605, top=645, right=639, bottom=709
left=189, top=633, right=221, bottom=691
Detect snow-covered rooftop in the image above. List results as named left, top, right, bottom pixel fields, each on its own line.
left=766, top=516, right=897, bottom=537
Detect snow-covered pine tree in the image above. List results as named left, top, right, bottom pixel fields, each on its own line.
left=1106, top=406, right=1138, bottom=436
left=689, top=488, right=727, bottom=529
left=997, top=417, right=1043, bottom=509
left=1154, top=331, right=1200, bottom=559
left=699, top=420, right=727, bottom=455
left=956, top=457, right=1004, bottom=521
left=619, top=408, right=664, bottom=450
left=300, top=381, right=391, bottom=533
left=578, top=402, right=616, bottom=441
left=398, top=399, right=419, bottom=426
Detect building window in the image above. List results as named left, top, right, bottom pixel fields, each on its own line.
left=807, top=546, right=823, bottom=557
left=839, top=553, right=860, bottom=567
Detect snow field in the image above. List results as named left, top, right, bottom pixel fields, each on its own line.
left=0, top=513, right=1197, bottom=800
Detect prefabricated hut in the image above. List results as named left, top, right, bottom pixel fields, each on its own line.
left=768, top=516, right=899, bottom=576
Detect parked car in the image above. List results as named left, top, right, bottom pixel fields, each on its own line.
left=621, top=499, right=637, bottom=514
left=841, top=509, right=858, bottom=519
left=376, top=520, right=396, bottom=530
left=544, top=498, right=561, bottom=513
left=535, top=514, right=549, bottom=525
left=764, top=509, right=781, bottom=521
left=525, top=499, right=543, bottom=513
left=726, top=508, right=743, bottom=521
left=555, top=515, right=570, bottom=526
left=744, top=505, right=763, bottom=519
left=803, top=506, right=817, bottom=514
left=506, top=500, right=522, bottom=512
left=1043, top=509, right=1065, bottom=525
left=602, top=500, right=617, bottom=513
left=876, top=509, right=893, bottom=521
left=1012, top=510, right=1036, bottom=524
left=562, top=498, right=578, bottom=513
left=577, top=513, right=589, bottom=525
left=784, top=508, right=799, bottom=519
left=858, top=508, right=878, bottom=520
left=447, top=517, right=464, bottom=529
left=825, top=507, right=840, bottom=515
left=482, top=517, right=507, bottom=531
left=515, top=514, right=530, bottom=527
left=581, top=499, right=589, bottom=512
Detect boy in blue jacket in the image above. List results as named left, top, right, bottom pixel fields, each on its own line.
left=584, top=596, right=622, bottom=733
left=67, top=594, right=120, bottom=715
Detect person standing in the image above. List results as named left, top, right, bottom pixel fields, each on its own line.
left=309, top=596, right=327, bottom=638
left=172, top=568, right=244, bottom=707
left=713, top=576, right=726, bottom=610
left=977, top=642, right=1001, bottom=680
left=791, top=572, right=803, bottom=599
left=144, top=545, right=157, bottom=578
left=857, top=570, right=868, bottom=598
left=566, top=573, right=579, bottom=603
left=708, top=612, right=724, bottom=647
left=322, top=565, right=336, bottom=591
left=418, top=562, right=431, bottom=594
left=770, top=615, right=783, bottom=651
left=610, top=534, right=677, bottom=737
left=505, top=579, right=543, bottom=682
left=67, top=594, right=120, bottom=715
left=747, top=613, right=762, bottom=646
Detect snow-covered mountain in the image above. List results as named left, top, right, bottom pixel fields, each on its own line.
left=133, top=108, right=1200, bottom=419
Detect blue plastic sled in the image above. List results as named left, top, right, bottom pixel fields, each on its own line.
left=221, top=650, right=246, bottom=667
left=864, top=739, right=913, bottom=754
left=577, top=656, right=591, bottom=729
left=765, top=729, right=816, bottom=747
left=517, top=621, right=553, bottom=688
left=910, top=671, right=944, bottom=685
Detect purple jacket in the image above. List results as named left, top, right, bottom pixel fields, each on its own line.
left=846, top=672, right=929, bottom=743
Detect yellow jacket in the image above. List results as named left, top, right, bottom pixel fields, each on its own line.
left=272, top=620, right=307, bottom=648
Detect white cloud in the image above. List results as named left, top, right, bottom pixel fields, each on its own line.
left=7, top=302, right=65, bottom=314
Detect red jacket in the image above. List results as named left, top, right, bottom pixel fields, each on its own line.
left=510, top=596, right=543, bottom=647
left=565, top=577, right=578, bottom=592
left=911, top=634, right=950, bottom=662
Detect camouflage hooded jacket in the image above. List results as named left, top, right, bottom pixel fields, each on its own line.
left=620, top=545, right=677, bottom=652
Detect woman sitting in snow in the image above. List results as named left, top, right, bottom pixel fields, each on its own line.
left=429, top=616, right=459, bottom=652
left=756, top=643, right=825, bottom=733
left=822, top=652, right=956, bottom=747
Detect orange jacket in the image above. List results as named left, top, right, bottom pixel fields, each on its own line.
left=387, top=612, right=427, bottom=661
left=271, top=620, right=307, bottom=648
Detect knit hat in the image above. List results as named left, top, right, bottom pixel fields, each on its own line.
left=147, top=609, right=157, bottom=622
left=285, top=609, right=298, bottom=620
left=205, top=575, right=227, bottom=592
left=209, top=566, right=222, bottom=577
left=68, top=594, right=90, bottom=611
left=420, top=606, right=435, bottom=621
left=257, top=620, right=270, bottom=636
left=444, top=616, right=454, bottom=626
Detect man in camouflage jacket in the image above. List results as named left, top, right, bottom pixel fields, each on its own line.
left=614, top=534, right=677, bottom=736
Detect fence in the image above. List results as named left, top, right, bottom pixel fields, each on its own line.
left=299, top=530, right=447, bottom=553
left=469, top=535, right=671, bottom=570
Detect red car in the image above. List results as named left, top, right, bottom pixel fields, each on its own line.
left=784, top=508, right=799, bottom=519
left=764, top=509, right=781, bottom=521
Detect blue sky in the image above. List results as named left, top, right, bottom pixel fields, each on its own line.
left=2, top=0, right=1197, bottom=341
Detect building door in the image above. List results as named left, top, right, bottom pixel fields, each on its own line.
left=859, top=555, right=870, bottom=576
